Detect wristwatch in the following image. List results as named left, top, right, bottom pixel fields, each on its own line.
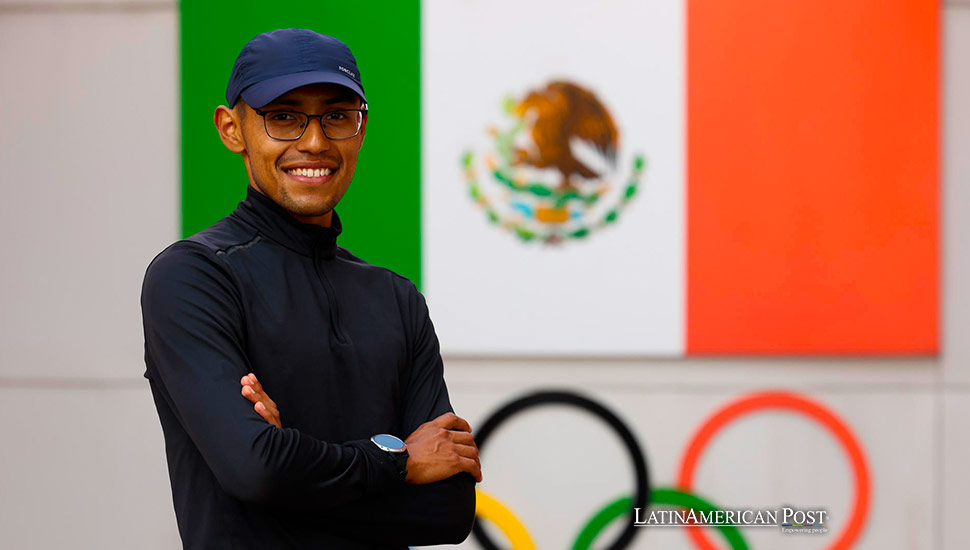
left=371, top=434, right=409, bottom=480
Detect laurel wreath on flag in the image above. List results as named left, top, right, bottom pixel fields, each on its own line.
left=461, top=109, right=646, bottom=244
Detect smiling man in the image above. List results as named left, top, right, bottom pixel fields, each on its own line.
left=141, top=29, right=480, bottom=549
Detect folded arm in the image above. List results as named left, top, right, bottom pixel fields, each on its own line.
left=241, top=375, right=479, bottom=545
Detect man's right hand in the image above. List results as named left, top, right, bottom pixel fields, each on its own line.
left=404, top=412, right=483, bottom=484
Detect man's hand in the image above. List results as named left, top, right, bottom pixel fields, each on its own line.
left=240, top=373, right=281, bottom=428
left=404, top=412, right=483, bottom=484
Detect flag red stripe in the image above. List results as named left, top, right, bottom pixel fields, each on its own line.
left=686, top=0, right=939, bottom=353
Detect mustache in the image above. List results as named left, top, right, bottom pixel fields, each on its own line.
left=278, top=155, right=341, bottom=166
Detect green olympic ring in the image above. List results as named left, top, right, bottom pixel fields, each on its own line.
left=571, top=488, right=749, bottom=550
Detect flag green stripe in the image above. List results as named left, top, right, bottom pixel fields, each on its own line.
left=180, top=1, right=422, bottom=287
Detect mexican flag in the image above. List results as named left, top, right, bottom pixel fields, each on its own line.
left=181, top=0, right=938, bottom=356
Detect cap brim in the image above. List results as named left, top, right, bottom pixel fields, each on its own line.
left=239, top=70, right=366, bottom=108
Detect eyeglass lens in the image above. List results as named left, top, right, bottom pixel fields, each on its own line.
left=263, top=110, right=363, bottom=140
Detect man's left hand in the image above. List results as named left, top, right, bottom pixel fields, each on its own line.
left=240, top=373, right=281, bottom=428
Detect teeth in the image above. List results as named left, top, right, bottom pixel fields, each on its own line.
left=287, top=168, right=332, bottom=177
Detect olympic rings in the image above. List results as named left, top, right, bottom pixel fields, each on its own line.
left=677, top=391, right=871, bottom=550
left=472, top=389, right=871, bottom=550
left=572, top=490, right=750, bottom=550
left=472, top=391, right=651, bottom=550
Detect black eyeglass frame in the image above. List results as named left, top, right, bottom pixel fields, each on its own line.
left=252, top=106, right=369, bottom=141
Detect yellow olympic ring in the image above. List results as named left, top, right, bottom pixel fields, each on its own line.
left=475, top=489, right=537, bottom=549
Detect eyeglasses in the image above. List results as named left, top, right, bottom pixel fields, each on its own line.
left=252, top=107, right=368, bottom=141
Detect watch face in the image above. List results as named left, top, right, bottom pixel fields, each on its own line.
left=372, top=433, right=405, bottom=452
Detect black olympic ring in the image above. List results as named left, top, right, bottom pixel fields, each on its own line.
left=471, top=390, right=651, bottom=550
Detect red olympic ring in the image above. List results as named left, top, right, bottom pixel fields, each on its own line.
left=677, top=391, right=871, bottom=550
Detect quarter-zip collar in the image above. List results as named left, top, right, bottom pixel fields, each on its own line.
left=231, top=185, right=342, bottom=259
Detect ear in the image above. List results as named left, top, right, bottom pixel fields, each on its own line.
left=358, top=111, right=368, bottom=147
left=214, top=105, right=246, bottom=153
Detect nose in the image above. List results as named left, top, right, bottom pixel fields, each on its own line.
left=296, top=116, right=331, bottom=154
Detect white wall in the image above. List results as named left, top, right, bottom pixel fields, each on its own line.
left=0, top=1, right=965, bottom=549
left=0, top=1, right=180, bottom=548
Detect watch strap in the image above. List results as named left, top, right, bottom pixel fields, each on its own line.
left=370, top=434, right=409, bottom=480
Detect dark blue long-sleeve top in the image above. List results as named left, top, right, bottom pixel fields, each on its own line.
left=140, top=185, right=475, bottom=549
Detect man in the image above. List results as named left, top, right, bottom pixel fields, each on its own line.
left=141, top=29, right=481, bottom=549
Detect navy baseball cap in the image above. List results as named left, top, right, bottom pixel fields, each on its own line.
left=226, top=28, right=366, bottom=109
